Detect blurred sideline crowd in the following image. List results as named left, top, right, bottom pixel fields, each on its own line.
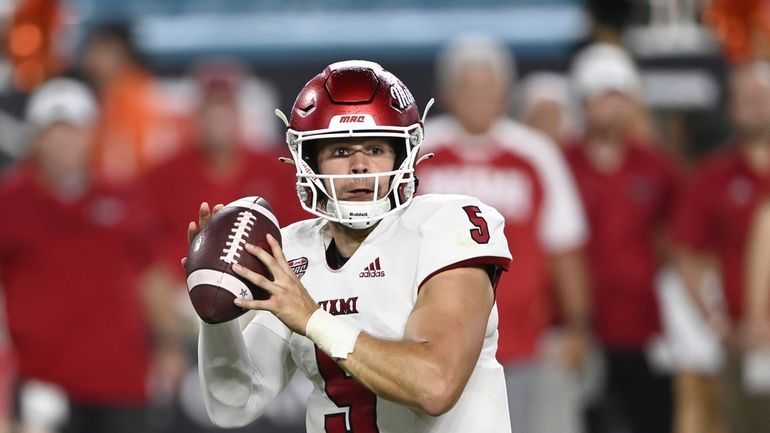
left=1, top=2, right=770, bottom=433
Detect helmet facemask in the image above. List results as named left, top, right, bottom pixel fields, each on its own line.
left=286, top=124, right=424, bottom=229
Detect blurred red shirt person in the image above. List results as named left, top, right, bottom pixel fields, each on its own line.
left=670, top=59, right=770, bottom=433
left=566, top=43, right=677, bottom=433
left=418, top=36, right=591, bottom=433
left=0, top=78, right=156, bottom=433
left=138, top=59, right=306, bottom=282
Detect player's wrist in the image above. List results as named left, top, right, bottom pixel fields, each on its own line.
left=305, top=309, right=361, bottom=360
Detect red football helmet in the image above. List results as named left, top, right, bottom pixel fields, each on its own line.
left=276, top=60, right=432, bottom=229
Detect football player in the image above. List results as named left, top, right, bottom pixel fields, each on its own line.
left=190, top=60, right=513, bottom=432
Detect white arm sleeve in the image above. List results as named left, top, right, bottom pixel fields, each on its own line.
left=198, top=313, right=296, bottom=428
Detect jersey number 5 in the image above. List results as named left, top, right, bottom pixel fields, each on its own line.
left=316, top=347, right=380, bottom=433
left=463, top=205, right=490, bottom=244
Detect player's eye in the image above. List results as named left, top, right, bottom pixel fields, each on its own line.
left=331, top=147, right=349, bottom=157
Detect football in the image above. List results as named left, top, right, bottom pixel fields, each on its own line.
left=185, top=196, right=282, bottom=324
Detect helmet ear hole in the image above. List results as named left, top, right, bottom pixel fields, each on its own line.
left=301, top=140, right=322, bottom=173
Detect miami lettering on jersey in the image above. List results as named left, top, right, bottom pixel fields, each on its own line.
left=317, top=297, right=359, bottom=316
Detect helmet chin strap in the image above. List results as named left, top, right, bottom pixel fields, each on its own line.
left=325, top=196, right=393, bottom=230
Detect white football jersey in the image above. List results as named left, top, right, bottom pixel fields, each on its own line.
left=254, top=193, right=512, bottom=433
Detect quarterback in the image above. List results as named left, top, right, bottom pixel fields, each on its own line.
left=193, top=61, right=512, bottom=432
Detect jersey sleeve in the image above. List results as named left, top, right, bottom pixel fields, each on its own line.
left=537, top=142, right=588, bottom=253
left=198, top=313, right=296, bottom=428
left=415, top=195, right=512, bottom=289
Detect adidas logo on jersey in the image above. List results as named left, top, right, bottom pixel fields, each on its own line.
left=359, top=258, right=385, bottom=278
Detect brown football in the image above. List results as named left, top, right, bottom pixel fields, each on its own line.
left=185, top=196, right=282, bottom=324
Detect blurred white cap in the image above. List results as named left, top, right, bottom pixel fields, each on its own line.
left=436, top=33, right=516, bottom=89
left=571, top=43, right=642, bottom=100
left=519, top=71, right=572, bottom=110
left=26, top=78, right=97, bottom=130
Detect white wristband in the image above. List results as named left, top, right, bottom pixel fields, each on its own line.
left=305, top=309, right=361, bottom=359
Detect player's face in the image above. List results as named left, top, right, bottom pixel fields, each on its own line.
left=730, top=67, right=770, bottom=139
left=198, top=95, right=239, bottom=152
left=316, top=138, right=396, bottom=202
left=583, top=90, right=633, bottom=136
left=35, top=122, right=93, bottom=177
left=445, top=64, right=508, bottom=135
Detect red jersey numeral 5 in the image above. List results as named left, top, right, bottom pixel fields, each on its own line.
left=316, top=347, right=380, bottom=433
left=463, top=205, right=490, bottom=244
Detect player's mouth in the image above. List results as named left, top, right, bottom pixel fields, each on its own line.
left=343, top=188, right=375, bottom=201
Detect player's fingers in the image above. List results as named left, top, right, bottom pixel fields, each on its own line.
left=187, top=221, right=198, bottom=245
left=264, top=234, right=295, bottom=279
left=234, top=297, right=272, bottom=312
left=265, top=234, right=287, bottom=264
left=244, top=242, right=280, bottom=270
left=198, top=202, right=212, bottom=228
left=212, top=203, right=225, bottom=215
left=245, top=242, right=295, bottom=282
left=232, top=263, right=278, bottom=294
left=181, top=257, right=187, bottom=267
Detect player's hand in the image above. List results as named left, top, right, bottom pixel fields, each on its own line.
left=149, top=341, right=188, bottom=399
left=742, top=317, right=770, bottom=351
left=231, top=233, right=319, bottom=335
left=187, top=202, right=225, bottom=245
left=560, top=326, right=591, bottom=371
left=182, top=202, right=225, bottom=267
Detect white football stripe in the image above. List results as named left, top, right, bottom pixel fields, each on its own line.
left=225, top=196, right=280, bottom=229
left=186, top=269, right=254, bottom=301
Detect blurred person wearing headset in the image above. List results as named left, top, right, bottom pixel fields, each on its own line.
left=0, top=78, right=184, bottom=433
left=671, top=60, right=770, bottom=433
left=418, top=35, right=592, bottom=433
left=564, top=43, right=680, bottom=433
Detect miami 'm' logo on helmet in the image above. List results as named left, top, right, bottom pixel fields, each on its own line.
left=390, top=83, right=415, bottom=111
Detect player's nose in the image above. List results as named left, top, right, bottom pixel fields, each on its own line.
left=349, top=151, right=370, bottom=174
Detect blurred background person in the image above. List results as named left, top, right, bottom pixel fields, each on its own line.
left=139, top=57, right=305, bottom=281
left=79, top=22, right=183, bottom=186
left=0, top=295, right=11, bottom=433
left=744, top=198, right=770, bottom=397
left=135, top=57, right=308, bottom=433
left=565, top=42, right=679, bottom=433
left=0, top=77, right=183, bottom=433
left=671, top=60, right=770, bottom=433
left=418, top=34, right=592, bottom=433
left=515, top=71, right=577, bottom=147
left=0, top=0, right=765, bottom=432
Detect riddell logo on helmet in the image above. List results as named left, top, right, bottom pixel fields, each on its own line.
left=359, top=258, right=385, bottom=278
